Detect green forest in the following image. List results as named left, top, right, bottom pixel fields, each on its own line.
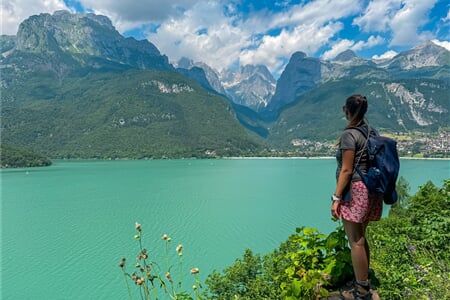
left=0, top=145, right=52, bottom=168
left=120, top=178, right=449, bottom=299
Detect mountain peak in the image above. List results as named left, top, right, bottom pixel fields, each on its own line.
left=333, top=49, right=357, bottom=61
left=388, top=40, right=450, bottom=70
left=10, top=11, right=172, bottom=72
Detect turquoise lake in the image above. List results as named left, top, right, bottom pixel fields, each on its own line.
left=1, top=158, right=449, bottom=299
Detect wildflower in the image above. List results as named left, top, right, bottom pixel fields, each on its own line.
left=178, top=252, right=183, bottom=257
left=135, top=222, right=141, bottom=232
left=165, top=272, right=171, bottom=280
left=192, top=285, right=197, bottom=290
left=119, top=257, right=126, bottom=268
left=137, top=251, right=148, bottom=260
left=134, top=234, right=140, bottom=239
left=135, top=263, right=141, bottom=268
left=162, top=234, right=168, bottom=240
left=190, top=267, right=199, bottom=274
left=131, top=272, right=138, bottom=281
left=176, top=244, right=183, bottom=252
left=136, top=277, right=145, bottom=285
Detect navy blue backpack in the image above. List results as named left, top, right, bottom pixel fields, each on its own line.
left=355, top=126, right=400, bottom=205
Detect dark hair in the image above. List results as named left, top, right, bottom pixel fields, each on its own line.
left=344, top=94, right=368, bottom=129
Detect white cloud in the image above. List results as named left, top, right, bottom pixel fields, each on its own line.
left=267, top=0, right=362, bottom=29
left=1, top=0, right=446, bottom=78
left=372, top=50, right=398, bottom=60
left=1, top=0, right=68, bottom=35
left=353, top=0, right=400, bottom=32
left=145, top=2, right=250, bottom=72
left=321, top=35, right=384, bottom=60
left=146, top=0, right=361, bottom=76
left=432, top=39, right=450, bottom=50
left=74, top=0, right=200, bottom=33
left=389, top=0, right=439, bottom=45
left=240, top=22, right=343, bottom=74
left=354, top=0, right=440, bottom=46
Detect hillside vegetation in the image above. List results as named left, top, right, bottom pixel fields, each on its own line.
left=2, top=69, right=264, bottom=159
left=0, top=145, right=52, bottom=168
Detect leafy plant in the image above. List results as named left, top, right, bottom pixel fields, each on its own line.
left=205, top=226, right=352, bottom=300
left=276, top=226, right=352, bottom=300
left=367, top=179, right=450, bottom=299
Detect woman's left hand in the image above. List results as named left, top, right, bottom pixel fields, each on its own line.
left=331, top=201, right=341, bottom=220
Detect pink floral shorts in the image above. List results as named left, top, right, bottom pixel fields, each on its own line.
left=339, top=181, right=383, bottom=223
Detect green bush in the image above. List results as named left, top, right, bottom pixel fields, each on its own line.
left=367, top=179, right=450, bottom=299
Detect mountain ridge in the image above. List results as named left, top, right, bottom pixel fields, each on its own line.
left=1, top=11, right=449, bottom=158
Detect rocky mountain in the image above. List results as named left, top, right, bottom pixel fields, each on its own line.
left=268, top=41, right=449, bottom=113
left=1, top=10, right=448, bottom=157
left=220, top=65, right=276, bottom=111
left=176, top=57, right=227, bottom=95
left=1, top=10, right=173, bottom=79
left=0, top=11, right=264, bottom=158
left=175, top=58, right=276, bottom=111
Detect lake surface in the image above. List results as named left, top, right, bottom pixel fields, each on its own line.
left=1, top=158, right=449, bottom=299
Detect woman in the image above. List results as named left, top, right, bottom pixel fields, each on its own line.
left=331, top=94, right=383, bottom=300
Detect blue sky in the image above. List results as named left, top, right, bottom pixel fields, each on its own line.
left=1, top=0, right=449, bottom=77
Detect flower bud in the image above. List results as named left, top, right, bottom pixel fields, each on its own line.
left=190, top=267, right=199, bottom=274
left=135, top=222, right=141, bottom=232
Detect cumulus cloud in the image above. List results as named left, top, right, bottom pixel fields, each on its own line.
left=74, top=0, right=200, bottom=33
left=389, top=0, right=438, bottom=45
left=372, top=50, right=398, bottom=60
left=145, top=2, right=249, bottom=72
left=354, top=0, right=440, bottom=46
left=321, top=35, right=384, bottom=60
left=432, top=39, right=450, bottom=50
left=1, top=0, right=446, bottom=77
left=147, top=0, right=361, bottom=75
left=353, top=0, right=400, bottom=32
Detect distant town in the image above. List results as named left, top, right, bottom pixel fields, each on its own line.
left=286, top=131, right=450, bottom=158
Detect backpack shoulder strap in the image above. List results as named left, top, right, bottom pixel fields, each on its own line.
left=352, top=125, right=370, bottom=175
left=353, top=125, right=369, bottom=138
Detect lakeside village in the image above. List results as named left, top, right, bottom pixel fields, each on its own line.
left=283, top=130, right=450, bottom=158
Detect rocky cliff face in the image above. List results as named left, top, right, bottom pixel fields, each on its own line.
left=2, top=10, right=173, bottom=76
left=268, top=41, right=449, bottom=111
left=220, top=65, right=276, bottom=111
left=268, top=52, right=321, bottom=111
left=175, top=58, right=276, bottom=111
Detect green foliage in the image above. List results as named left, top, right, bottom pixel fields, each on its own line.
left=367, top=179, right=450, bottom=299
left=276, top=227, right=352, bottom=300
left=2, top=69, right=265, bottom=159
left=205, top=227, right=352, bottom=300
left=0, top=145, right=52, bottom=168
left=205, top=249, right=280, bottom=299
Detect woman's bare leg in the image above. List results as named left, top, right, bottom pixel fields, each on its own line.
left=343, top=219, right=369, bottom=282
